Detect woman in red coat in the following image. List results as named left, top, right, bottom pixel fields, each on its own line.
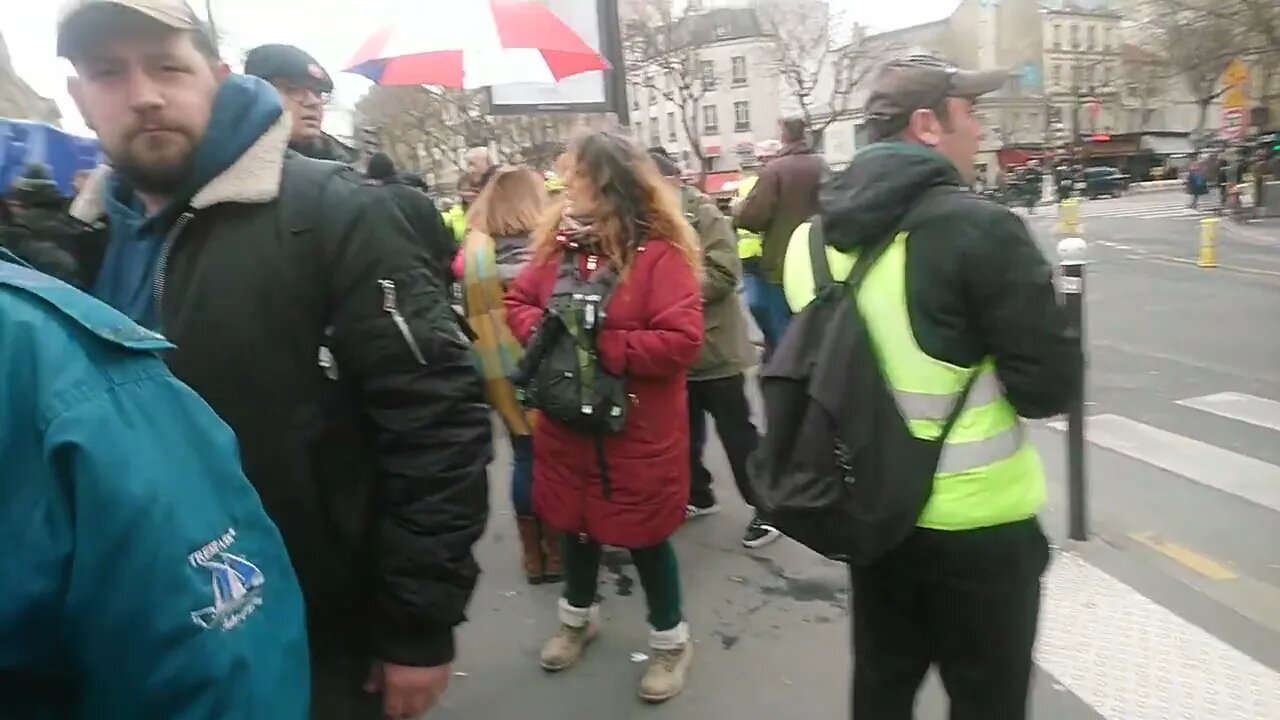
left=505, top=131, right=704, bottom=703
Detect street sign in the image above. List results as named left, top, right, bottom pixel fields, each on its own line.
left=1222, top=58, right=1249, bottom=87
left=1223, top=86, right=1247, bottom=110
left=1221, top=107, right=1245, bottom=141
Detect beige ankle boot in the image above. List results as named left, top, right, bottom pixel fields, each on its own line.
left=539, top=599, right=600, bottom=672
left=638, top=622, right=692, bottom=703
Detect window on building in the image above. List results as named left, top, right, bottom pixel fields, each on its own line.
left=1103, top=27, right=1112, bottom=51
left=631, top=86, right=639, bottom=111
left=703, top=104, right=719, bottom=134
left=731, top=56, right=747, bottom=85
left=1053, top=24, right=1061, bottom=49
left=1087, top=24, right=1095, bottom=50
left=667, top=111, right=677, bottom=141
left=649, top=122, right=660, bottom=146
left=646, top=73, right=656, bottom=105
left=1102, top=63, right=1111, bottom=86
left=733, top=101, right=750, bottom=132
left=1070, top=24, right=1079, bottom=49
left=701, top=60, right=716, bottom=90
left=1052, top=63, right=1061, bottom=87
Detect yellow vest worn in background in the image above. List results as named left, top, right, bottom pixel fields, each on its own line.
left=735, top=175, right=763, bottom=261
left=781, top=223, right=1047, bottom=531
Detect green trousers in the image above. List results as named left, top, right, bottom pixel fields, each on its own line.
left=561, top=535, right=683, bottom=631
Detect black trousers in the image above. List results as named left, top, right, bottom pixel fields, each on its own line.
left=850, top=519, right=1050, bottom=720
left=687, top=374, right=760, bottom=509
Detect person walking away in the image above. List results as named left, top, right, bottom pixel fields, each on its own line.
left=366, top=151, right=455, bottom=283
left=244, top=43, right=349, bottom=162
left=505, top=131, right=704, bottom=702
left=455, top=166, right=562, bottom=584
left=50, top=3, right=493, bottom=718
left=780, top=54, right=1074, bottom=719
left=1186, top=161, right=1207, bottom=209
left=735, top=118, right=826, bottom=354
left=650, top=150, right=776, bottom=548
left=0, top=247, right=309, bottom=718
left=732, top=140, right=777, bottom=355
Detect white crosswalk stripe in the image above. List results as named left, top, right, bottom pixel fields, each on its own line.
left=1040, top=390, right=1280, bottom=718
left=1015, top=199, right=1213, bottom=221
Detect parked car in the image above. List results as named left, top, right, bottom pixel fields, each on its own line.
left=1083, top=166, right=1130, bottom=199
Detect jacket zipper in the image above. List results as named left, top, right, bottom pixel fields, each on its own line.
left=153, top=211, right=195, bottom=314
left=379, top=279, right=427, bottom=366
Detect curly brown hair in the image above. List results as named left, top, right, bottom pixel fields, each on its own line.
left=531, top=130, right=701, bottom=275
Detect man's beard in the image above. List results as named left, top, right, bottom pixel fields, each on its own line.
left=114, top=154, right=194, bottom=195
left=110, top=136, right=196, bottom=195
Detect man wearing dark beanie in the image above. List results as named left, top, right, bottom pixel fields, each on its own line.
left=245, top=43, right=346, bottom=161
left=648, top=150, right=776, bottom=548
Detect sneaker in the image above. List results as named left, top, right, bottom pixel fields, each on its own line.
left=685, top=502, right=721, bottom=520
left=638, top=642, right=693, bottom=703
left=741, top=517, right=781, bottom=548
left=539, top=604, right=599, bottom=672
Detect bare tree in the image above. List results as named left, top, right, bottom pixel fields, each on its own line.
left=620, top=0, right=714, bottom=179
left=755, top=0, right=882, bottom=148
left=1118, top=43, right=1168, bottom=133
left=355, top=86, right=589, bottom=188
left=1139, top=0, right=1273, bottom=138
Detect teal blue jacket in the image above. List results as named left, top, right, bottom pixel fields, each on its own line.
left=0, top=249, right=309, bottom=719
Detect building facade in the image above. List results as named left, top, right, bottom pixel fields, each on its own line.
left=627, top=7, right=785, bottom=174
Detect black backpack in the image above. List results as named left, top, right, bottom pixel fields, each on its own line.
left=747, top=216, right=977, bottom=565
left=514, top=250, right=628, bottom=436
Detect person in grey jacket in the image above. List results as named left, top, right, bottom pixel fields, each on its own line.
left=652, top=151, right=775, bottom=548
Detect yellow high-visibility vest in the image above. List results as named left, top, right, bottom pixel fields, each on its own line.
left=781, top=223, right=1047, bottom=531
left=735, top=176, right=763, bottom=260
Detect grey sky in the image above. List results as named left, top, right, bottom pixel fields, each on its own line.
left=4, top=0, right=958, bottom=135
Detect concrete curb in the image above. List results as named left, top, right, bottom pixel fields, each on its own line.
left=1128, top=180, right=1182, bottom=193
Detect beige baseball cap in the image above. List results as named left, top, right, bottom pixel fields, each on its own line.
left=57, top=0, right=203, bottom=58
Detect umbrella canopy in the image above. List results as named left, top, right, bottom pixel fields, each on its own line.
left=344, top=0, right=610, bottom=88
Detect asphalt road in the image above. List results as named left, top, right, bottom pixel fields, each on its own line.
left=426, top=194, right=1280, bottom=719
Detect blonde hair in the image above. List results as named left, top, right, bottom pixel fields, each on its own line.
left=531, top=130, right=700, bottom=274
left=466, top=166, right=547, bottom=238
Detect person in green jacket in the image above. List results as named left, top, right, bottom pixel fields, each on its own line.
left=651, top=150, right=777, bottom=548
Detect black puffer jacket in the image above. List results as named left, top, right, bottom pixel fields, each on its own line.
left=53, top=150, right=492, bottom=667
left=820, top=141, right=1075, bottom=419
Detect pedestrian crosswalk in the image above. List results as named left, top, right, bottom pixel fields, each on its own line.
left=1015, top=197, right=1211, bottom=221
left=1038, top=390, right=1280, bottom=719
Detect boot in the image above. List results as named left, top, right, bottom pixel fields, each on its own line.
left=540, top=525, right=563, bottom=583
left=540, top=599, right=599, bottom=672
left=638, top=622, right=693, bottom=703
left=515, top=516, right=545, bottom=584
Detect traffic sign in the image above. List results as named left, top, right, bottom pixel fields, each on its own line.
left=1222, top=58, right=1249, bottom=87
left=1223, top=86, right=1247, bottom=110
left=1221, top=107, right=1245, bottom=141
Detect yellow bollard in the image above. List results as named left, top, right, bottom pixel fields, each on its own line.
left=1198, top=217, right=1219, bottom=268
left=1057, top=199, right=1081, bottom=236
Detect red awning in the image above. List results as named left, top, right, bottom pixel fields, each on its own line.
left=997, top=147, right=1048, bottom=169
left=702, top=171, right=742, bottom=195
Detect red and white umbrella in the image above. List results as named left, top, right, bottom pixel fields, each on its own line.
left=344, top=1, right=610, bottom=88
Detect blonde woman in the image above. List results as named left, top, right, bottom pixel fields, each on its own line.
left=456, top=167, right=561, bottom=584
left=505, top=132, right=704, bottom=702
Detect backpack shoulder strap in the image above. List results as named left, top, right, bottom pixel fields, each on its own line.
left=276, top=154, right=357, bottom=329
left=807, top=214, right=834, bottom=291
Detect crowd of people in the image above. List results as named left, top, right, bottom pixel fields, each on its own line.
left=2, top=2, right=1075, bottom=720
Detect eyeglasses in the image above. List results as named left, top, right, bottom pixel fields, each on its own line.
left=275, top=82, right=331, bottom=105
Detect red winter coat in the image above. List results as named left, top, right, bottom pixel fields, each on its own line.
left=504, top=239, right=704, bottom=549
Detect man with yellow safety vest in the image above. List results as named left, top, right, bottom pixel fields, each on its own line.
left=731, top=145, right=771, bottom=349
left=780, top=55, right=1076, bottom=718
left=735, top=123, right=825, bottom=356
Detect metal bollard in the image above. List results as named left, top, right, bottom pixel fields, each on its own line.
left=1198, top=217, right=1219, bottom=268
left=1057, top=237, right=1089, bottom=542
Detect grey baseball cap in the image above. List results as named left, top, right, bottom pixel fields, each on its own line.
left=866, top=54, right=1010, bottom=121
left=57, top=0, right=204, bottom=58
